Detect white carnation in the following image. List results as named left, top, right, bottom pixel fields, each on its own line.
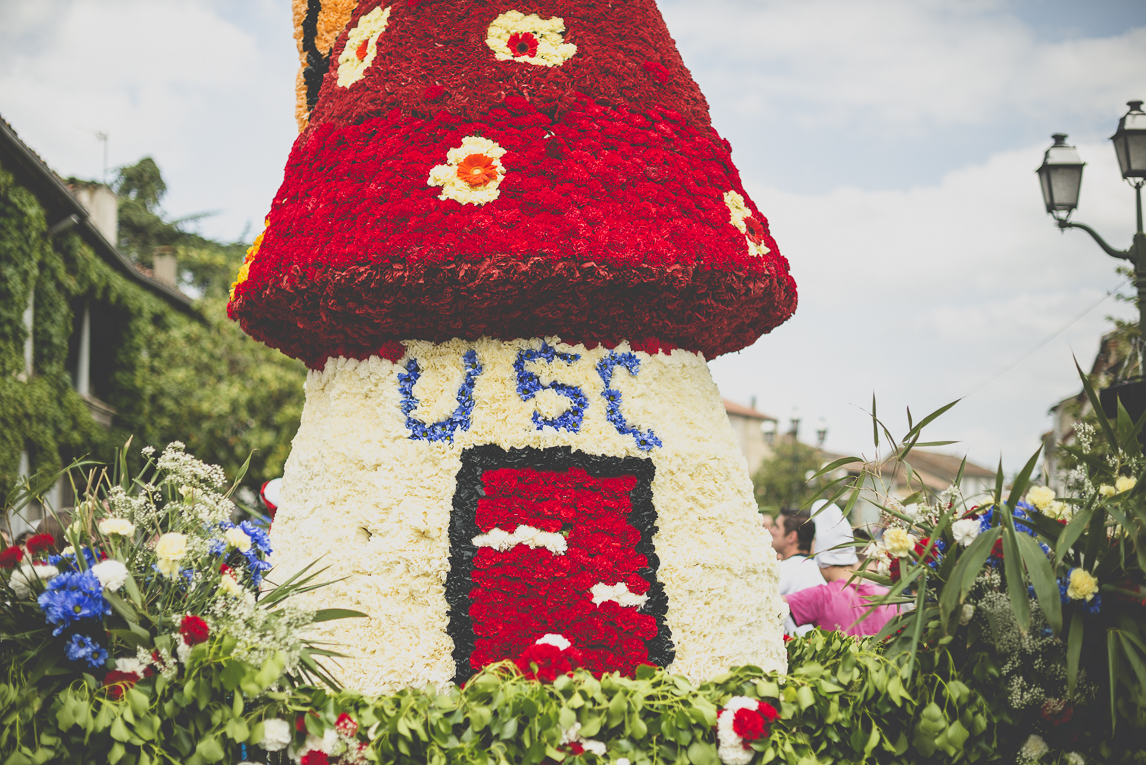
left=224, top=527, right=252, bottom=553
left=260, top=718, right=292, bottom=752
left=535, top=633, right=571, bottom=650
left=219, top=574, right=244, bottom=598
left=951, top=518, right=981, bottom=547
left=98, top=518, right=135, bottom=537
left=9, top=563, right=59, bottom=599
left=1021, top=734, right=1048, bottom=761
left=91, top=560, right=129, bottom=592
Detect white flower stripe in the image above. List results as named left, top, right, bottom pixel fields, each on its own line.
left=472, top=525, right=568, bottom=555
left=590, top=581, right=648, bottom=608
left=723, top=191, right=770, bottom=257
left=427, top=136, right=508, bottom=206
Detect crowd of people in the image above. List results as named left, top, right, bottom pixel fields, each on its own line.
left=764, top=503, right=897, bottom=637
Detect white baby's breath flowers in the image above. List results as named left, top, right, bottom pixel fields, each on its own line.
left=260, top=718, right=292, bottom=752
left=98, top=518, right=135, bottom=537
left=224, top=527, right=252, bottom=553
left=951, top=518, right=981, bottom=547
left=883, top=527, right=915, bottom=558
left=176, top=638, right=192, bottom=664
left=1026, top=486, right=1055, bottom=510
left=154, top=533, right=188, bottom=578
left=91, top=559, right=129, bottom=592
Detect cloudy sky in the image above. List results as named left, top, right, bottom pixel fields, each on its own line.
left=2, top=0, right=1145, bottom=472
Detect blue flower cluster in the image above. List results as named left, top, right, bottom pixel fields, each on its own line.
left=596, top=352, right=662, bottom=452
left=399, top=350, right=482, bottom=442
left=37, top=569, right=111, bottom=636
left=515, top=342, right=587, bottom=432
left=217, top=520, right=273, bottom=586
left=65, top=633, right=108, bottom=668
left=47, top=546, right=100, bottom=569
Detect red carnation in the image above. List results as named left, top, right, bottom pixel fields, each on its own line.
left=300, top=752, right=329, bottom=765
left=758, top=702, right=779, bottom=723
left=179, top=614, right=210, bottom=646
left=506, top=32, right=538, bottom=58
left=25, top=534, right=56, bottom=555
left=889, top=558, right=901, bottom=583
left=335, top=712, right=357, bottom=737
left=103, top=670, right=141, bottom=701
left=991, top=539, right=1004, bottom=559
left=643, top=60, right=670, bottom=84
left=515, top=640, right=581, bottom=683
left=568, top=742, right=585, bottom=755
left=732, top=707, right=765, bottom=741
left=296, top=714, right=308, bottom=732
left=220, top=563, right=233, bottom=576
left=423, top=85, right=445, bottom=101
left=914, top=538, right=938, bottom=564
left=0, top=546, right=23, bottom=569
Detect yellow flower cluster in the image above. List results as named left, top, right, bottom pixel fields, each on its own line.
left=154, top=532, right=187, bottom=578
left=883, top=527, right=916, bottom=558
left=229, top=220, right=268, bottom=301
left=485, top=11, right=577, bottom=67
left=1026, top=486, right=1055, bottom=510
left=1066, top=568, right=1098, bottom=601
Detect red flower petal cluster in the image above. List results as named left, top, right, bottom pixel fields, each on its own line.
left=103, top=670, right=141, bottom=701
left=228, top=0, right=797, bottom=368
left=991, top=539, right=1004, bottom=559
left=888, top=558, right=901, bottom=583
left=642, top=61, right=670, bottom=84
left=0, top=546, right=23, bottom=569
left=179, top=614, right=210, bottom=646
left=515, top=639, right=581, bottom=683
left=300, top=752, right=329, bottom=765
left=468, top=467, right=657, bottom=677
left=25, top=534, right=56, bottom=555
left=732, top=707, right=765, bottom=741
left=914, top=537, right=938, bottom=564
left=335, top=712, right=358, bottom=736
left=506, top=32, right=538, bottom=58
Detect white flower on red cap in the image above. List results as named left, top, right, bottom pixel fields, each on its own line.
left=486, top=11, right=576, bottom=67
left=337, top=6, right=392, bottom=88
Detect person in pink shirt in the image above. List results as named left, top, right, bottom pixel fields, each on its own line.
left=782, top=501, right=897, bottom=637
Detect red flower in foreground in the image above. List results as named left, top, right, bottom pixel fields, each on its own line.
left=1040, top=700, right=1073, bottom=725
left=103, top=670, right=141, bottom=701
left=0, top=546, right=23, bottom=569
left=990, top=539, right=1004, bottom=559
left=914, top=538, right=938, bottom=564
left=456, top=153, right=499, bottom=187
left=300, top=752, right=329, bottom=765
left=506, top=32, right=538, bottom=58
left=25, top=534, right=56, bottom=555
left=732, top=707, right=765, bottom=741
left=758, top=702, right=780, bottom=723
left=180, top=614, right=210, bottom=646
left=335, top=712, right=358, bottom=737
left=515, top=638, right=581, bottom=683
left=889, top=558, right=901, bottom=583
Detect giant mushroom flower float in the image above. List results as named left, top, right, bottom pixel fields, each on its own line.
left=229, top=0, right=797, bottom=693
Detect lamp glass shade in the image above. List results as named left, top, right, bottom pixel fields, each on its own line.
left=1037, top=134, right=1084, bottom=214
left=1111, top=100, right=1146, bottom=179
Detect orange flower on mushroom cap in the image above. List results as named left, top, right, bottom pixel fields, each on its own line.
left=457, top=153, right=500, bottom=187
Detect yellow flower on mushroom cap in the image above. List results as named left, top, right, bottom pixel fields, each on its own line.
left=1066, top=568, right=1098, bottom=601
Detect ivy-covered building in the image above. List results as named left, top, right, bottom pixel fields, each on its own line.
left=0, top=116, right=199, bottom=536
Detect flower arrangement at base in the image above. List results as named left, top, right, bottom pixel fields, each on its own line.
left=822, top=365, right=1146, bottom=762
left=0, top=441, right=361, bottom=765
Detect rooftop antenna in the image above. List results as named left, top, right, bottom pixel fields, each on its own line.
left=76, top=126, right=109, bottom=183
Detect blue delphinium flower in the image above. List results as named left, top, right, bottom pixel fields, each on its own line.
left=1084, top=595, right=1102, bottom=615
left=38, top=569, right=110, bottom=635
left=65, top=633, right=108, bottom=668
left=207, top=538, right=226, bottom=556
left=217, top=520, right=274, bottom=586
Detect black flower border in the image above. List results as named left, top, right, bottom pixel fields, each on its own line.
left=445, top=444, right=675, bottom=683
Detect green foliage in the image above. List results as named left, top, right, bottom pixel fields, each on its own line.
left=752, top=440, right=823, bottom=510
left=0, top=630, right=1000, bottom=765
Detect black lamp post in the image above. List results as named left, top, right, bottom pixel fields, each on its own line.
left=816, top=418, right=828, bottom=448
left=1038, top=100, right=1146, bottom=420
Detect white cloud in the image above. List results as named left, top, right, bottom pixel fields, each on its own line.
left=663, top=0, right=1146, bottom=130
left=712, top=138, right=1139, bottom=470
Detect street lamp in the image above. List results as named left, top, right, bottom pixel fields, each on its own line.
left=788, top=407, right=801, bottom=440
left=1039, top=100, right=1146, bottom=418
left=816, top=418, right=828, bottom=448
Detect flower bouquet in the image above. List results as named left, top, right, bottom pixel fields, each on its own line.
left=820, top=371, right=1146, bottom=762
left=0, top=441, right=361, bottom=765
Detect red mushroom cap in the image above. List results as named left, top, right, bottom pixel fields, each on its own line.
left=228, top=0, right=797, bottom=368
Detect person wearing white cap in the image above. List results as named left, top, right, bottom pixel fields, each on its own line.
left=770, top=507, right=826, bottom=636
left=782, top=500, right=897, bottom=637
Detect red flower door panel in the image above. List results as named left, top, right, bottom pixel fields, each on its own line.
left=447, top=446, right=673, bottom=682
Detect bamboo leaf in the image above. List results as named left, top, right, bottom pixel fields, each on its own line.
left=1056, top=505, right=1094, bottom=567
left=903, top=399, right=960, bottom=443
left=999, top=515, right=1030, bottom=632
left=1015, top=533, right=1062, bottom=634
left=1067, top=615, right=1084, bottom=695
left=1005, top=447, right=1043, bottom=512
left=1076, top=357, right=1118, bottom=449
left=311, top=609, right=369, bottom=623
